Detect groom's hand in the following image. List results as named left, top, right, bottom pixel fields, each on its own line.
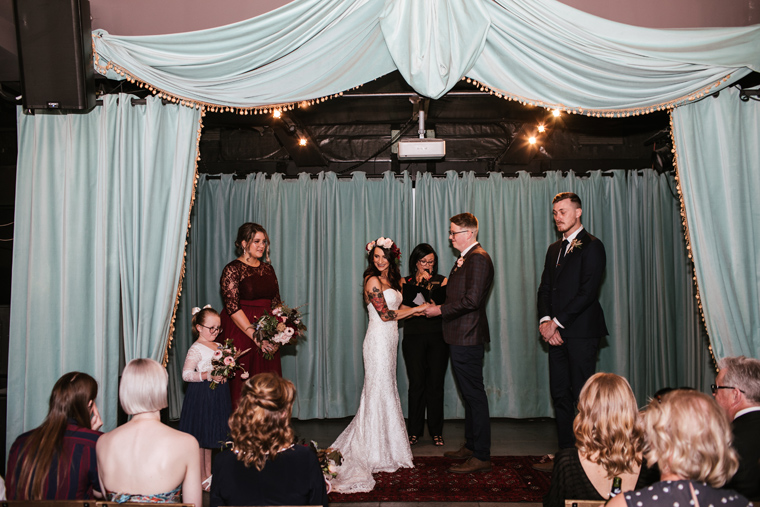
left=539, top=320, right=557, bottom=340
left=423, top=304, right=442, bottom=318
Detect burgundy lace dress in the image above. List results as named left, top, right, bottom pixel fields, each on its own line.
left=219, top=259, right=281, bottom=408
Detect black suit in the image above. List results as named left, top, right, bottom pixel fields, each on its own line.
left=537, top=228, right=607, bottom=449
left=441, top=244, right=494, bottom=460
left=725, top=410, right=760, bottom=500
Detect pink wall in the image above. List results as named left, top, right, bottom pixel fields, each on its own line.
left=90, top=0, right=758, bottom=36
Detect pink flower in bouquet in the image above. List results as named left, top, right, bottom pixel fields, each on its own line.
left=272, top=332, right=289, bottom=345
left=212, top=349, right=223, bottom=360
left=223, top=356, right=235, bottom=366
left=240, top=371, right=250, bottom=380
left=272, top=307, right=283, bottom=316
left=284, top=327, right=295, bottom=337
left=276, top=322, right=286, bottom=332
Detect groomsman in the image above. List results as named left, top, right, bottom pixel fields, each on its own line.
left=424, top=212, right=494, bottom=474
left=536, top=192, right=607, bottom=471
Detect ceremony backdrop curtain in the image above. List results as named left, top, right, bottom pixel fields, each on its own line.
left=672, top=86, right=760, bottom=359
left=169, top=169, right=709, bottom=419
left=9, top=94, right=201, bottom=445
left=168, top=172, right=412, bottom=419
left=92, top=0, right=759, bottom=111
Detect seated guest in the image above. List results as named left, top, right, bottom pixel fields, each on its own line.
left=210, top=373, right=327, bottom=507
left=6, top=372, right=103, bottom=499
left=607, top=389, right=752, bottom=507
left=96, top=358, right=201, bottom=506
left=544, top=373, right=643, bottom=507
left=713, top=356, right=760, bottom=500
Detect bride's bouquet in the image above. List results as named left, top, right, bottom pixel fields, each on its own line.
left=253, top=301, right=307, bottom=360
left=209, top=339, right=250, bottom=390
left=309, top=441, right=342, bottom=492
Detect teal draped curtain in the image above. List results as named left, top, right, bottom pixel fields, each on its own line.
left=9, top=94, right=201, bottom=446
left=672, top=86, right=760, bottom=359
left=168, top=172, right=412, bottom=419
left=169, top=169, right=709, bottom=419
left=92, top=0, right=759, bottom=110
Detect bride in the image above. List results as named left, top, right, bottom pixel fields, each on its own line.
left=330, top=237, right=427, bottom=493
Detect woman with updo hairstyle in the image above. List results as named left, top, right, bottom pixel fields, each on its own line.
left=6, top=372, right=102, bottom=499
left=219, top=222, right=282, bottom=409
left=96, top=358, right=202, bottom=506
left=544, top=373, right=644, bottom=507
left=607, top=389, right=751, bottom=507
left=209, top=373, right=327, bottom=507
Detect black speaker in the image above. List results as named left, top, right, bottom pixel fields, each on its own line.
left=13, top=0, right=96, bottom=111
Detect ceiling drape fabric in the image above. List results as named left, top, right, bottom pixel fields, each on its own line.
left=92, top=0, right=759, bottom=111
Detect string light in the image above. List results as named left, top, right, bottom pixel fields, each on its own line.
left=537, top=125, right=546, bottom=133
left=528, top=136, right=537, bottom=145
left=552, top=109, right=561, bottom=117
left=273, top=109, right=281, bottom=118
left=299, top=138, right=307, bottom=146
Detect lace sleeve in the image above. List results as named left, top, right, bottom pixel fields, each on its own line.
left=271, top=266, right=282, bottom=306
left=220, top=262, right=241, bottom=315
left=182, top=345, right=204, bottom=382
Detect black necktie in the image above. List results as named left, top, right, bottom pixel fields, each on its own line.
left=557, top=239, right=569, bottom=266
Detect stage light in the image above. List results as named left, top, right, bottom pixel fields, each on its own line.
left=299, top=138, right=307, bottom=146
left=552, top=109, right=561, bottom=117
left=537, top=125, right=546, bottom=133
left=528, top=136, right=537, bottom=145
left=273, top=109, right=281, bottom=118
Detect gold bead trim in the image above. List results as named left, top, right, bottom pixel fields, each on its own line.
left=669, top=109, right=718, bottom=372
left=461, top=75, right=733, bottom=118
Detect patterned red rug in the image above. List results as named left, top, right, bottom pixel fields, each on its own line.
left=328, top=455, right=551, bottom=502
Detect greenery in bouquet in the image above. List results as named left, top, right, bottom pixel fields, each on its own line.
left=308, top=440, right=343, bottom=481
left=209, top=338, right=250, bottom=390
left=253, top=301, right=307, bottom=360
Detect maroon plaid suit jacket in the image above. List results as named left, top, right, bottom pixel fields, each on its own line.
left=440, top=244, right=494, bottom=346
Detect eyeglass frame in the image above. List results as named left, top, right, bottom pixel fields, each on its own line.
left=417, top=258, right=435, bottom=266
left=448, top=229, right=472, bottom=237
left=711, top=383, right=745, bottom=394
left=198, top=324, right=223, bottom=334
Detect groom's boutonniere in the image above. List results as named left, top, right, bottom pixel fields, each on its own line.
left=456, top=257, right=464, bottom=268
left=568, top=238, right=582, bottom=254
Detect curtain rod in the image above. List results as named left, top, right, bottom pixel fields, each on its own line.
left=203, top=170, right=631, bottom=181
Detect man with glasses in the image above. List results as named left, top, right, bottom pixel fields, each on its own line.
left=535, top=192, right=607, bottom=472
left=424, top=212, right=494, bottom=474
left=713, top=356, right=760, bottom=500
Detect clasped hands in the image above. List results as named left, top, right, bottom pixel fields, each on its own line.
left=539, top=320, right=564, bottom=346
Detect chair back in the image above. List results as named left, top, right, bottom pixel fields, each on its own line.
left=565, top=500, right=605, bottom=507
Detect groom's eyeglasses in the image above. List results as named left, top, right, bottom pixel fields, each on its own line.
left=448, top=230, right=471, bottom=236
left=711, top=384, right=745, bottom=394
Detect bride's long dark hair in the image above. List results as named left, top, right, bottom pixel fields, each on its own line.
left=363, top=245, right=402, bottom=292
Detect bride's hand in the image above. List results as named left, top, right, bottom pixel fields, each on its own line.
left=415, top=302, right=429, bottom=315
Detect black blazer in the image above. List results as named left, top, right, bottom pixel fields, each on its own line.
left=537, top=228, right=608, bottom=339
left=441, top=244, right=494, bottom=346
left=726, top=410, right=760, bottom=500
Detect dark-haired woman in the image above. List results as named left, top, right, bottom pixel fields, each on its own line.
left=210, top=373, right=327, bottom=507
left=401, top=243, right=448, bottom=447
left=329, top=237, right=426, bottom=493
left=220, top=222, right=281, bottom=409
left=6, top=372, right=103, bottom=499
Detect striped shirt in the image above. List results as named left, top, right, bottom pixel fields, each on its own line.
left=6, top=421, right=102, bottom=499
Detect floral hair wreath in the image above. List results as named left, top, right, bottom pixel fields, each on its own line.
left=365, top=237, right=402, bottom=264
left=192, top=304, right=212, bottom=316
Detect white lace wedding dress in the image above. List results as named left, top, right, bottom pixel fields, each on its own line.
left=329, top=289, right=414, bottom=493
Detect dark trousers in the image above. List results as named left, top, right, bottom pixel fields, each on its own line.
left=449, top=344, right=490, bottom=461
left=548, top=337, right=600, bottom=449
left=402, top=331, right=449, bottom=437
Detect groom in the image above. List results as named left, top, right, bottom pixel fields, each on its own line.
left=424, top=212, right=494, bottom=473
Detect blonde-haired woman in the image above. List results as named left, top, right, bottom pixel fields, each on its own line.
left=96, top=358, right=202, bottom=506
left=607, top=389, right=751, bottom=507
left=210, top=373, right=327, bottom=507
left=544, top=373, right=644, bottom=507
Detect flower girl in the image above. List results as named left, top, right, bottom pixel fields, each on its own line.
left=179, top=305, right=232, bottom=490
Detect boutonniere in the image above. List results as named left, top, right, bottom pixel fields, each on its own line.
left=457, top=257, right=464, bottom=268
left=567, top=238, right=582, bottom=254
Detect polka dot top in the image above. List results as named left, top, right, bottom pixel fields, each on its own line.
left=623, top=480, right=753, bottom=507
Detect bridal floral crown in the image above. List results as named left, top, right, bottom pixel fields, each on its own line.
left=365, top=237, right=401, bottom=264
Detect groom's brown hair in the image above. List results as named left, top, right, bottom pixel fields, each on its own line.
left=450, top=212, right=478, bottom=233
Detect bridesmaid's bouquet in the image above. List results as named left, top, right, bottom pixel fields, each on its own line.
left=209, top=339, right=250, bottom=390
left=253, top=301, right=307, bottom=360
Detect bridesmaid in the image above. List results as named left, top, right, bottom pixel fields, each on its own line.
left=219, top=222, right=281, bottom=409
